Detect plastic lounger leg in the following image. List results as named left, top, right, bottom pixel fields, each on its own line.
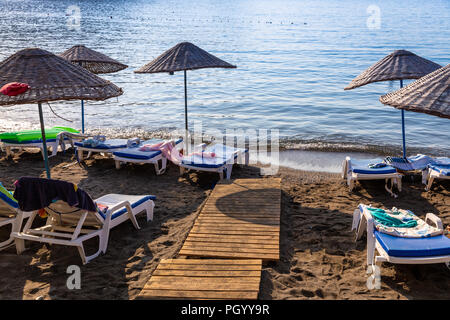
left=396, top=177, right=402, bottom=192
left=347, top=175, right=354, bottom=191
left=15, top=238, right=26, bottom=254
left=77, top=243, right=103, bottom=265
left=115, top=160, right=121, bottom=169
left=50, top=142, right=58, bottom=157
left=146, top=201, right=155, bottom=222
left=366, top=220, right=376, bottom=266
left=226, top=164, right=233, bottom=180
left=77, top=149, right=84, bottom=161
left=422, top=169, right=428, bottom=185
left=125, top=206, right=140, bottom=230
left=426, top=176, right=435, bottom=191
left=384, top=179, right=397, bottom=198
left=342, top=159, right=348, bottom=179
left=155, top=158, right=167, bottom=175
left=161, top=157, right=167, bottom=174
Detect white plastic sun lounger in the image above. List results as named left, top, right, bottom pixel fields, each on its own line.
left=0, top=183, right=33, bottom=251
left=179, top=143, right=249, bottom=180
left=12, top=190, right=155, bottom=265
left=113, top=138, right=184, bottom=175
left=422, top=158, right=450, bottom=191
left=342, top=157, right=402, bottom=197
left=75, top=137, right=140, bottom=161
left=352, top=204, right=450, bottom=271
left=1, top=132, right=73, bottom=160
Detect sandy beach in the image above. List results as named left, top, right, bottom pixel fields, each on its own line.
left=0, top=148, right=448, bottom=300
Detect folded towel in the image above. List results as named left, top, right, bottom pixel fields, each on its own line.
left=82, top=135, right=106, bottom=147
left=127, top=137, right=140, bottom=148
left=361, top=205, right=443, bottom=238
left=138, top=142, right=164, bottom=152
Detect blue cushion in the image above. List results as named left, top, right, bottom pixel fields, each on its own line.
left=181, top=156, right=229, bottom=168
left=351, top=158, right=397, bottom=175
left=375, top=231, right=450, bottom=257
left=98, top=195, right=156, bottom=220
left=429, top=164, right=450, bottom=176
left=74, top=139, right=128, bottom=150
left=181, top=143, right=244, bottom=169
left=1, top=138, right=58, bottom=144
left=112, top=138, right=183, bottom=160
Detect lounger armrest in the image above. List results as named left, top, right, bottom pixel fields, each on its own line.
left=105, top=200, right=132, bottom=214
left=425, top=213, right=443, bottom=230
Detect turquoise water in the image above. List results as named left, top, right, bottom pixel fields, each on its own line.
left=0, top=0, right=449, bottom=157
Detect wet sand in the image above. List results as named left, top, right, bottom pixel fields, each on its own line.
left=0, top=149, right=449, bottom=300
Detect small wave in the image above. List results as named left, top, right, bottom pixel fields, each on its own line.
left=80, top=127, right=449, bottom=158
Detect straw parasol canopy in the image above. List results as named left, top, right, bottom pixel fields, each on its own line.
left=344, top=49, right=442, bottom=158
left=344, top=50, right=442, bottom=90
left=59, top=45, right=127, bottom=133
left=0, top=47, right=123, bottom=178
left=59, top=45, right=128, bottom=74
left=380, top=64, right=450, bottom=119
left=0, top=48, right=123, bottom=106
left=135, top=42, right=236, bottom=151
left=135, top=42, right=236, bottom=74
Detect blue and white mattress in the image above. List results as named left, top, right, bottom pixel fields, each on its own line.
left=75, top=138, right=130, bottom=150
left=181, top=144, right=247, bottom=169
left=428, top=157, right=450, bottom=176
left=113, top=138, right=183, bottom=160
left=349, top=158, right=397, bottom=175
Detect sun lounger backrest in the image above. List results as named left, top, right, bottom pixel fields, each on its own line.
left=45, top=200, right=103, bottom=227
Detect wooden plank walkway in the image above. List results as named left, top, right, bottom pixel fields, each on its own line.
left=179, top=178, right=281, bottom=261
left=137, top=259, right=262, bottom=300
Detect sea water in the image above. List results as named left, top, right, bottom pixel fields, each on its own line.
left=0, top=0, right=448, bottom=172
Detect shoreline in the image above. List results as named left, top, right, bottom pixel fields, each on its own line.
left=0, top=149, right=449, bottom=300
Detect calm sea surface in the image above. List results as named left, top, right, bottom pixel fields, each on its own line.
left=0, top=0, right=449, bottom=161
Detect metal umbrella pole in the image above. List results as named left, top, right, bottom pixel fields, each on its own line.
left=79, top=61, right=85, bottom=133
left=399, top=79, right=407, bottom=159
left=184, top=70, right=189, bottom=153
left=37, top=102, right=51, bottom=178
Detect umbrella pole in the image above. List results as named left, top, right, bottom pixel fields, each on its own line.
left=400, top=79, right=406, bottom=159
left=78, top=62, right=86, bottom=134
left=184, top=70, right=189, bottom=153
left=38, top=103, right=51, bottom=179
left=81, top=99, right=85, bottom=133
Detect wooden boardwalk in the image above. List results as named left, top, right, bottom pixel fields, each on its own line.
left=137, top=259, right=262, bottom=300
left=179, top=178, right=281, bottom=261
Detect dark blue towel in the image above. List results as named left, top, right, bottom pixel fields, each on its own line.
left=13, top=177, right=97, bottom=213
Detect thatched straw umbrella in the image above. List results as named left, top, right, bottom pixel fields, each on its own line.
left=135, top=42, right=236, bottom=151
left=0, top=48, right=123, bottom=178
left=60, top=45, right=128, bottom=133
left=380, top=64, right=449, bottom=119
left=344, top=50, right=441, bottom=158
